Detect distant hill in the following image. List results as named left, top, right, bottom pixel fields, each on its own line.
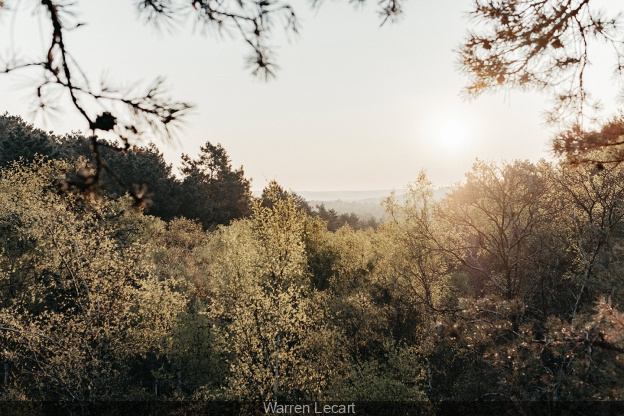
left=301, top=190, right=401, bottom=222
left=307, top=187, right=452, bottom=222
left=252, top=187, right=452, bottom=222
left=309, top=199, right=387, bottom=222
left=297, top=189, right=406, bottom=202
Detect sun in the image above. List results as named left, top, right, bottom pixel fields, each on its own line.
left=437, top=120, right=468, bottom=151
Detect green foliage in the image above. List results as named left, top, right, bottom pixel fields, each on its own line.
left=193, top=182, right=346, bottom=400
left=337, top=343, right=427, bottom=401
left=179, top=142, right=252, bottom=229
left=0, top=159, right=185, bottom=401
left=553, top=163, right=624, bottom=313
left=96, top=142, right=181, bottom=221
left=0, top=114, right=62, bottom=166
left=2, top=155, right=624, bottom=406
left=0, top=115, right=254, bottom=227
left=382, top=173, right=449, bottom=333
left=438, top=160, right=555, bottom=300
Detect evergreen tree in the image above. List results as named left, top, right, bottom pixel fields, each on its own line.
left=179, top=141, right=252, bottom=229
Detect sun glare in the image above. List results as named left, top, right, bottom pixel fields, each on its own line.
left=437, top=120, right=468, bottom=151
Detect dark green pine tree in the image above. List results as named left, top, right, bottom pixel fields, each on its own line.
left=178, top=141, right=252, bottom=229
left=0, top=114, right=65, bottom=166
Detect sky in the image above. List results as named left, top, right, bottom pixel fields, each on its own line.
left=0, top=0, right=621, bottom=192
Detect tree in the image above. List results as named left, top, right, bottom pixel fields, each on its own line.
left=316, top=204, right=341, bottom=232
left=381, top=173, right=449, bottom=342
left=441, top=293, right=624, bottom=402
left=0, top=115, right=259, bottom=224
left=461, top=0, right=624, bottom=124
left=425, top=160, right=624, bottom=403
left=380, top=174, right=450, bottom=393
left=438, top=160, right=555, bottom=301
left=178, top=141, right=252, bottom=229
left=0, top=113, right=66, bottom=166
left=93, top=142, right=180, bottom=219
left=552, top=162, right=624, bottom=315
left=0, top=159, right=185, bottom=401
left=203, top=181, right=346, bottom=401
left=260, top=182, right=313, bottom=216
left=302, top=212, right=429, bottom=401
left=0, top=113, right=183, bottom=210
left=553, top=115, right=624, bottom=167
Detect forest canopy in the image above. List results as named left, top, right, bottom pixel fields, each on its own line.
left=2, top=116, right=624, bottom=413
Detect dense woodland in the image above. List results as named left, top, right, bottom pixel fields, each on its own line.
left=1, top=114, right=624, bottom=409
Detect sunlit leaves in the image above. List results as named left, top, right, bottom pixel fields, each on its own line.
left=0, top=159, right=185, bottom=400
left=553, top=115, right=624, bottom=166
left=438, top=160, right=553, bottom=300
left=202, top=182, right=347, bottom=400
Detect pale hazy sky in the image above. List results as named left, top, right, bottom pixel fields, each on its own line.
left=0, top=0, right=620, bottom=191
